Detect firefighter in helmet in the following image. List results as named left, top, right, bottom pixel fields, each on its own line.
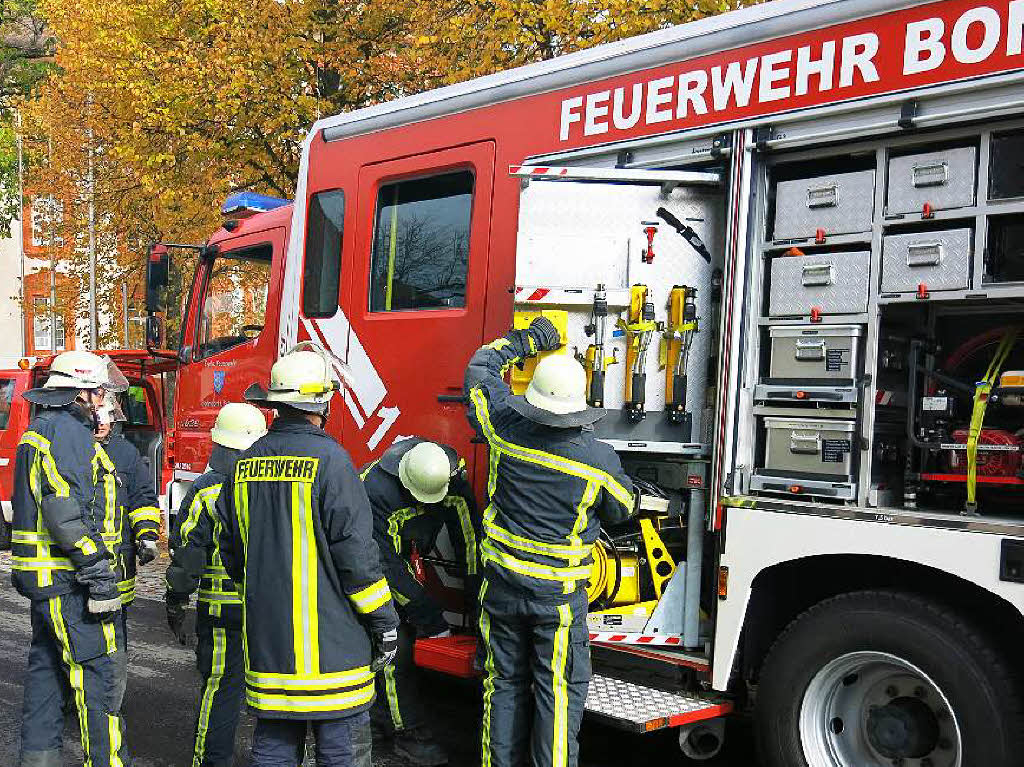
left=215, top=343, right=400, bottom=766
left=464, top=318, right=636, bottom=767
left=361, top=438, right=480, bottom=766
left=12, top=350, right=133, bottom=767
left=92, top=397, right=162, bottom=612
left=165, top=402, right=268, bottom=767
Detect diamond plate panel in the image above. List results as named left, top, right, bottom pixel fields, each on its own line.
left=886, top=146, right=977, bottom=215
left=880, top=227, right=972, bottom=294
left=515, top=179, right=723, bottom=441
left=768, top=251, right=870, bottom=317
left=585, top=673, right=725, bottom=728
left=773, top=170, right=875, bottom=240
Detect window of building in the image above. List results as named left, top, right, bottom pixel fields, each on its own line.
left=369, top=171, right=473, bottom=312
left=303, top=190, right=344, bottom=318
left=32, top=297, right=65, bottom=351
left=0, top=378, right=14, bottom=429
left=197, top=244, right=272, bottom=360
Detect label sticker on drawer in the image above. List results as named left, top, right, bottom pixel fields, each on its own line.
left=825, top=349, right=848, bottom=371
left=822, top=439, right=852, bottom=462
left=922, top=396, right=949, bottom=411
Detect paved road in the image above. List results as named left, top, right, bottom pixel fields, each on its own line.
left=0, top=553, right=758, bottom=766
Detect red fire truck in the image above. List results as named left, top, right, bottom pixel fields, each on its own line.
left=149, top=0, right=1024, bottom=763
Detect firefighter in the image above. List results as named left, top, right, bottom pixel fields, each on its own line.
left=361, top=438, right=480, bottom=766
left=11, top=350, right=133, bottom=767
left=165, top=402, right=268, bottom=767
left=464, top=318, right=636, bottom=767
left=216, top=344, right=401, bottom=767
left=93, top=398, right=161, bottom=611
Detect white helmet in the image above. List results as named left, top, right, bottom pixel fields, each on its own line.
left=44, top=351, right=128, bottom=392
left=398, top=442, right=452, bottom=504
left=211, top=403, right=268, bottom=450
left=508, top=353, right=605, bottom=427
left=244, top=342, right=351, bottom=413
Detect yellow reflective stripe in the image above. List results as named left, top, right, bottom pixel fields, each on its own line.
left=384, top=664, right=403, bottom=729
left=21, top=432, right=72, bottom=497
left=193, top=625, right=226, bottom=767
left=12, top=530, right=52, bottom=543
left=552, top=603, right=572, bottom=767
left=392, top=589, right=410, bottom=607
left=198, top=590, right=242, bottom=604
left=75, top=536, right=98, bottom=556
left=359, top=458, right=381, bottom=481
left=235, top=481, right=249, bottom=545
left=446, top=496, right=478, bottom=575
left=117, top=578, right=136, bottom=593
left=480, top=539, right=591, bottom=582
left=129, top=506, right=161, bottom=525
left=12, top=555, right=74, bottom=571
left=180, top=486, right=221, bottom=544
left=303, top=481, right=319, bottom=674
left=482, top=518, right=590, bottom=560
left=470, top=387, right=633, bottom=509
left=49, top=595, right=93, bottom=767
left=484, top=338, right=510, bottom=351
left=292, top=482, right=309, bottom=674
left=350, top=577, right=392, bottom=614
left=245, top=682, right=375, bottom=712
left=387, top=507, right=425, bottom=554
left=102, top=620, right=117, bottom=655
left=245, top=667, right=374, bottom=689
left=479, top=580, right=495, bottom=767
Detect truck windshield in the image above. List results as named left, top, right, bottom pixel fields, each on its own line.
left=0, top=378, right=13, bottom=429
left=197, top=244, right=272, bottom=360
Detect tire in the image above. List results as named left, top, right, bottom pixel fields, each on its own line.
left=755, top=590, right=1024, bottom=767
left=0, top=518, right=10, bottom=551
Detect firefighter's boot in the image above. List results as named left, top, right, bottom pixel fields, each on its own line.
left=393, top=727, right=449, bottom=766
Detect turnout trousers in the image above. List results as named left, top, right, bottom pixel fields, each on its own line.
left=20, top=589, right=131, bottom=767
left=477, top=575, right=591, bottom=767
left=249, top=711, right=372, bottom=767
left=191, top=610, right=245, bottom=767
left=371, top=623, right=425, bottom=734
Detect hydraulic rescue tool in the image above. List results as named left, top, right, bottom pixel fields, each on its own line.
left=662, top=285, right=698, bottom=435
left=621, top=284, right=657, bottom=423
left=584, top=285, right=617, bottom=407
left=656, top=207, right=712, bottom=264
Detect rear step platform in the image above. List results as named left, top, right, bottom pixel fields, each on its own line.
left=585, top=674, right=732, bottom=733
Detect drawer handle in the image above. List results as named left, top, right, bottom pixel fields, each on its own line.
left=806, top=183, right=839, bottom=209
left=912, top=161, right=949, bottom=188
left=906, top=242, right=944, bottom=267
left=789, top=431, right=821, bottom=454
left=794, top=339, right=827, bottom=360
left=801, top=263, right=834, bottom=286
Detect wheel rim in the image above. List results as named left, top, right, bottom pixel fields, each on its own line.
left=799, top=651, right=962, bottom=767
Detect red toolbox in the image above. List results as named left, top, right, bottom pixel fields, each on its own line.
left=413, top=635, right=479, bottom=678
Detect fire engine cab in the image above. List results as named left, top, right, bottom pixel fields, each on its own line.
left=149, top=0, right=1024, bottom=763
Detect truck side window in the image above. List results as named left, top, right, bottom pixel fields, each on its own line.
left=0, top=378, right=14, bottom=429
left=369, top=170, right=473, bottom=312
left=122, top=385, right=151, bottom=426
left=303, top=190, right=344, bottom=318
left=198, top=244, right=272, bottom=360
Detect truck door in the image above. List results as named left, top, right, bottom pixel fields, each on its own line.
left=172, top=226, right=283, bottom=476
left=340, top=142, right=495, bottom=469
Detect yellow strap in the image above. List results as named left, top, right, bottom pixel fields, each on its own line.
left=966, top=330, right=1018, bottom=507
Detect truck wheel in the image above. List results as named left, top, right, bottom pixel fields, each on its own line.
left=0, top=519, right=10, bottom=550
left=755, top=590, right=1024, bottom=767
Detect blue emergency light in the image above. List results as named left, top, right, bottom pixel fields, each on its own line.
left=221, top=192, right=291, bottom=217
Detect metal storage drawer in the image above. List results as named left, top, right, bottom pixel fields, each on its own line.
left=887, top=147, right=976, bottom=215
left=761, top=417, right=857, bottom=477
left=773, top=170, right=875, bottom=241
left=880, top=228, right=972, bottom=295
left=755, top=325, right=863, bottom=404
left=769, top=251, right=870, bottom=317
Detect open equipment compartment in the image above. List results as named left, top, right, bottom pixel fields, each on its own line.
left=746, top=117, right=1024, bottom=517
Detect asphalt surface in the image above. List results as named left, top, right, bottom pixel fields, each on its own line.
left=0, top=552, right=758, bottom=766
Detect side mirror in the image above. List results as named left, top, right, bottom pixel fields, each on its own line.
left=146, top=243, right=170, bottom=314
left=177, top=344, right=193, bottom=364
left=145, top=315, right=164, bottom=348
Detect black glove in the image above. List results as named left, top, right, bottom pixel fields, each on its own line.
left=136, top=537, right=159, bottom=566
left=371, top=628, right=399, bottom=672
left=528, top=316, right=561, bottom=352
left=76, top=558, right=122, bottom=616
left=165, top=593, right=189, bottom=645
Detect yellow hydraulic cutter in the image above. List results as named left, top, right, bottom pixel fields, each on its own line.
left=662, top=285, right=698, bottom=438
left=620, top=284, right=657, bottom=423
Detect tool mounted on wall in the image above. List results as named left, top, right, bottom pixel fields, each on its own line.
left=662, top=285, right=698, bottom=436
left=656, top=207, right=712, bottom=264
left=583, top=284, right=617, bottom=407
left=621, top=284, right=657, bottom=422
